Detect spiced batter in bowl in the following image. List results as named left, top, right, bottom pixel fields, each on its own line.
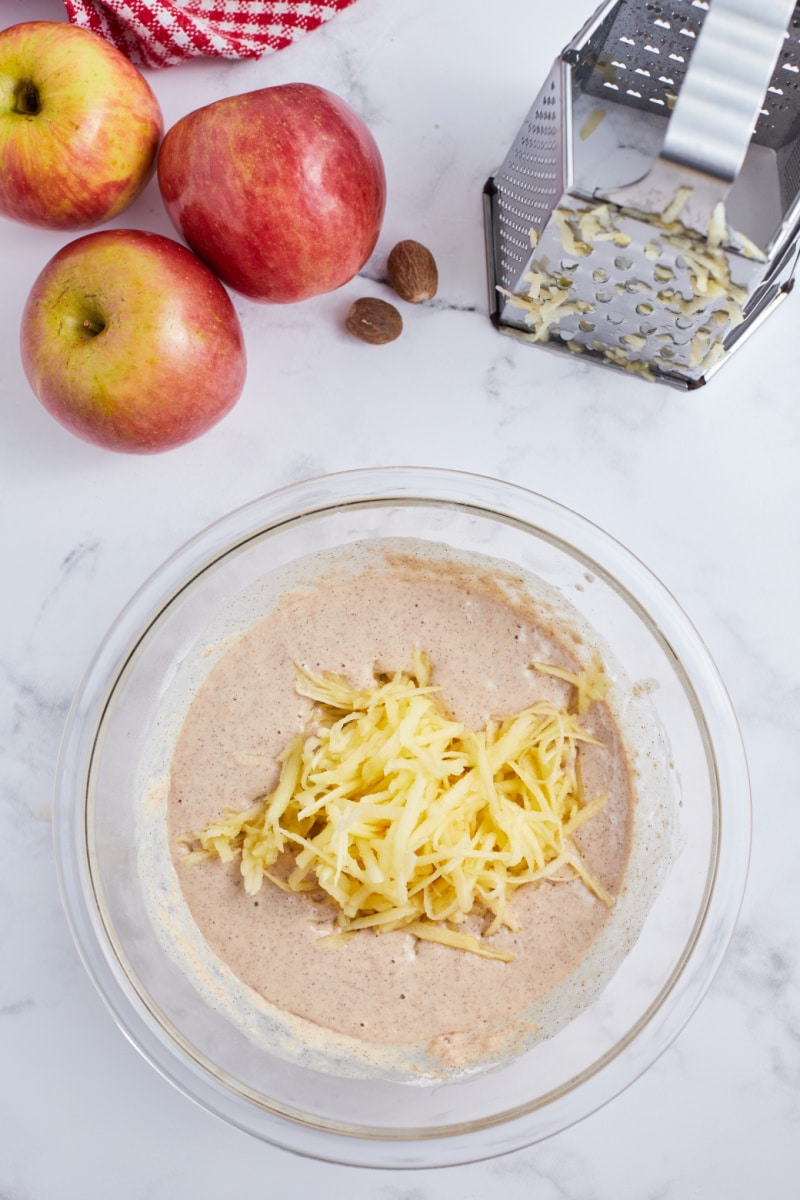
left=54, top=469, right=749, bottom=1165
left=159, top=543, right=645, bottom=1076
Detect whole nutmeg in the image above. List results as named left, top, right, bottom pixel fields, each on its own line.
left=345, top=297, right=403, bottom=345
left=386, top=240, right=438, bottom=303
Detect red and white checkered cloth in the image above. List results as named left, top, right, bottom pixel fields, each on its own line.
left=62, top=1, right=360, bottom=69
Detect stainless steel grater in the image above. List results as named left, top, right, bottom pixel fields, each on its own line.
left=483, top=0, right=800, bottom=387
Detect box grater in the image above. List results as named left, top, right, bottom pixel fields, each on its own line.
left=484, top=0, right=800, bottom=387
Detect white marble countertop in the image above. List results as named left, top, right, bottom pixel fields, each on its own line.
left=2, top=0, right=799, bottom=1195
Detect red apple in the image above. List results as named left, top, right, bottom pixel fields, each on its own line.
left=0, top=21, right=163, bottom=230
left=20, top=229, right=247, bottom=453
left=157, top=83, right=386, bottom=304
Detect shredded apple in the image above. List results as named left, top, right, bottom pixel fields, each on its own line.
left=181, top=649, right=613, bottom=961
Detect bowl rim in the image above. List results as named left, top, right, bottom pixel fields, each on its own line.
left=52, top=466, right=751, bottom=1168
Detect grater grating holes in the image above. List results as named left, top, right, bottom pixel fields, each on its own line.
left=486, top=0, right=800, bottom=385
left=756, top=7, right=800, bottom=146
left=584, top=0, right=704, bottom=113
left=583, top=2, right=800, bottom=146
left=780, top=133, right=800, bottom=200
left=492, top=70, right=565, bottom=290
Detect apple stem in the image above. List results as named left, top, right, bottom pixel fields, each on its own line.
left=81, top=317, right=105, bottom=337
left=13, top=80, right=42, bottom=117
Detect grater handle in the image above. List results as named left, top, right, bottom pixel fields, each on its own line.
left=603, top=0, right=796, bottom=234
left=661, top=0, right=795, bottom=184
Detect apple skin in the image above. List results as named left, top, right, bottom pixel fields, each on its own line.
left=157, top=83, right=386, bottom=304
left=0, top=21, right=163, bottom=230
left=20, top=229, right=247, bottom=453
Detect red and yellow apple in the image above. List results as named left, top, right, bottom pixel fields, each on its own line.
left=20, top=229, right=246, bottom=453
left=0, top=21, right=163, bottom=230
left=157, top=83, right=386, bottom=304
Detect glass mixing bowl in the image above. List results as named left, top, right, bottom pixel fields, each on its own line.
left=53, top=467, right=750, bottom=1168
